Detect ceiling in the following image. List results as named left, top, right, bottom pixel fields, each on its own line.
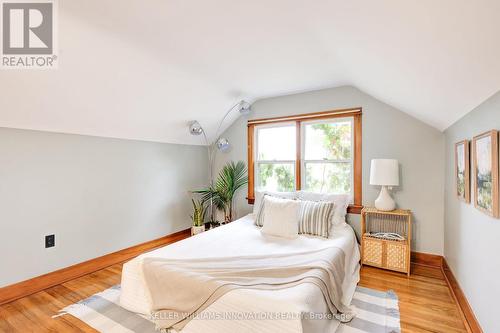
left=1, top=0, right=499, bottom=145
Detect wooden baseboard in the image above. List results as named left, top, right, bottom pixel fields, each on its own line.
left=0, top=228, right=191, bottom=306
left=442, top=259, right=483, bottom=333
left=411, top=251, right=443, bottom=267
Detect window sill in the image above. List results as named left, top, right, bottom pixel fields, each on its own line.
left=347, top=204, right=363, bottom=214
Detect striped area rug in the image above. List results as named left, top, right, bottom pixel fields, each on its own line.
left=57, top=285, right=400, bottom=333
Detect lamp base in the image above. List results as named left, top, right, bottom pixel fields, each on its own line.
left=375, top=186, right=396, bottom=211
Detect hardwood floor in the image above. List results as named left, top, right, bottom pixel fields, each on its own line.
left=360, top=265, right=467, bottom=333
left=0, top=263, right=468, bottom=332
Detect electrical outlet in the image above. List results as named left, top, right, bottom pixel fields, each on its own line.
left=45, top=234, right=55, bottom=248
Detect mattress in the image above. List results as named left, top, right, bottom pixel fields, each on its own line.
left=120, top=214, right=360, bottom=333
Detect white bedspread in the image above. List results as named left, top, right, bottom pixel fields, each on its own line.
left=120, top=214, right=360, bottom=333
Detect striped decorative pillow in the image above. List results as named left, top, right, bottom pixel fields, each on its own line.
left=255, top=194, right=268, bottom=227
left=298, top=200, right=335, bottom=238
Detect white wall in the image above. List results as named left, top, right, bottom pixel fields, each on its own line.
left=216, top=86, right=445, bottom=254
left=0, top=128, right=207, bottom=287
left=444, top=91, right=500, bottom=333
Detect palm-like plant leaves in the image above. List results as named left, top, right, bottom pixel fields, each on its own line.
left=193, top=161, right=248, bottom=222
left=194, top=186, right=226, bottom=211
left=216, top=161, right=247, bottom=199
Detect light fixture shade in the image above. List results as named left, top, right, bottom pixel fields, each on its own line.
left=238, top=100, right=251, bottom=115
left=370, top=159, right=399, bottom=186
left=189, top=121, right=203, bottom=135
left=216, top=137, right=230, bottom=152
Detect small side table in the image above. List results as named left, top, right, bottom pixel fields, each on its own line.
left=361, top=207, right=412, bottom=276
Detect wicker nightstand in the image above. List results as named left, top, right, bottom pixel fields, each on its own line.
left=361, top=207, right=412, bottom=276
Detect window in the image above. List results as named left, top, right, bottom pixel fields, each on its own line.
left=256, top=124, right=296, bottom=192
left=247, top=108, right=362, bottom=214
left=303, top=118, right=353, bottom=194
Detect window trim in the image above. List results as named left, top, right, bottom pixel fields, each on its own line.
left=247, top=107, right=363, bottom=214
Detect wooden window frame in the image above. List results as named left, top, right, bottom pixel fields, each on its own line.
left=247, top=107, right=363, bottom=214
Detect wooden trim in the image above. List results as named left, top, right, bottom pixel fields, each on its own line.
left=246, top=108, right=363, bottom=213
left=411, top=251, right=443, bottom=267
left=247, top=124, right=255, bottom=202
left=472, top=130, right=499, bottom=218
left=347, top=204, right=363, bottom=214
left=353, top=113, right=362, bottom=208
left=248, top=107, right=362, bottom=125
left=455, top=140, right=471, bottom=203
left=442, top=259, right=483, bottom=333
left=0, top=228, right=191, bottom=306
left=295, top=121, right=301, bottom=191
left=407, top=214, right=412, bottom=276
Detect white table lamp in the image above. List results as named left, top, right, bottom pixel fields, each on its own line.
left=370, top=159, right=399, bottom=211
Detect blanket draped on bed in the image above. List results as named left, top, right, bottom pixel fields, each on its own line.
left=142, top=246, right=351, bottom=332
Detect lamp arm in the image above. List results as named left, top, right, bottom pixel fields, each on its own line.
left=213, top=101, right=241, bottom=142
left=199, top=101, right=240, bottom=178
left=200, top=128, right=214, bottom=185
left=197, top=100, right=242, bottom=223
left=199, top=127, right=216, bottom=221
left=207, top=100, right=241, bottom=185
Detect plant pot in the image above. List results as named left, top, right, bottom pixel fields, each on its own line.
left=191, top=225, right=205, bottom=236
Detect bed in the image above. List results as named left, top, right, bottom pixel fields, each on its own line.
left=120, top=214, right=360, bottom=333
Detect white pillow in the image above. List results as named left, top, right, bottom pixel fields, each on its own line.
left=260, top=196, right=300, bottom=239
left=297, top=191, right=351, bottom=226
left=252, top=190, right=297, bottom=216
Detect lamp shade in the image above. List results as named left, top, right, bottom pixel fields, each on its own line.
left=370, top=159, right=399, bottom=186
left=238, top=100, right=251, bottom=115
left=216, top=137, right=230, bottom=152
left=189, top=121, right=203, bottom=135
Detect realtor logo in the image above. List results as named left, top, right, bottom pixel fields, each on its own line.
left=1, top=0, right=57, bottom=68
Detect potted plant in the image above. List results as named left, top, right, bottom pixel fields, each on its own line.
left=194, top=161, right=248, bottom=223
left=190, top=198, right=206, bottom=236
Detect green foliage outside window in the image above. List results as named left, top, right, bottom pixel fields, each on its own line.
left=257, top=121, right=352, bottom=194
left=258, top=164, right=294, bottom=192
left=305, top=122, right=351, bottom=193
left=311, top=123, right=351, bottom=159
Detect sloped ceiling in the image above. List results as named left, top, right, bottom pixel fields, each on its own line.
left=1, top=0, right=499, bottom=145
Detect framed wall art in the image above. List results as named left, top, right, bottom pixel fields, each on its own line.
left=472, top=130, right=499, bottom=217
left=455, top=140, right=470, bottom=203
